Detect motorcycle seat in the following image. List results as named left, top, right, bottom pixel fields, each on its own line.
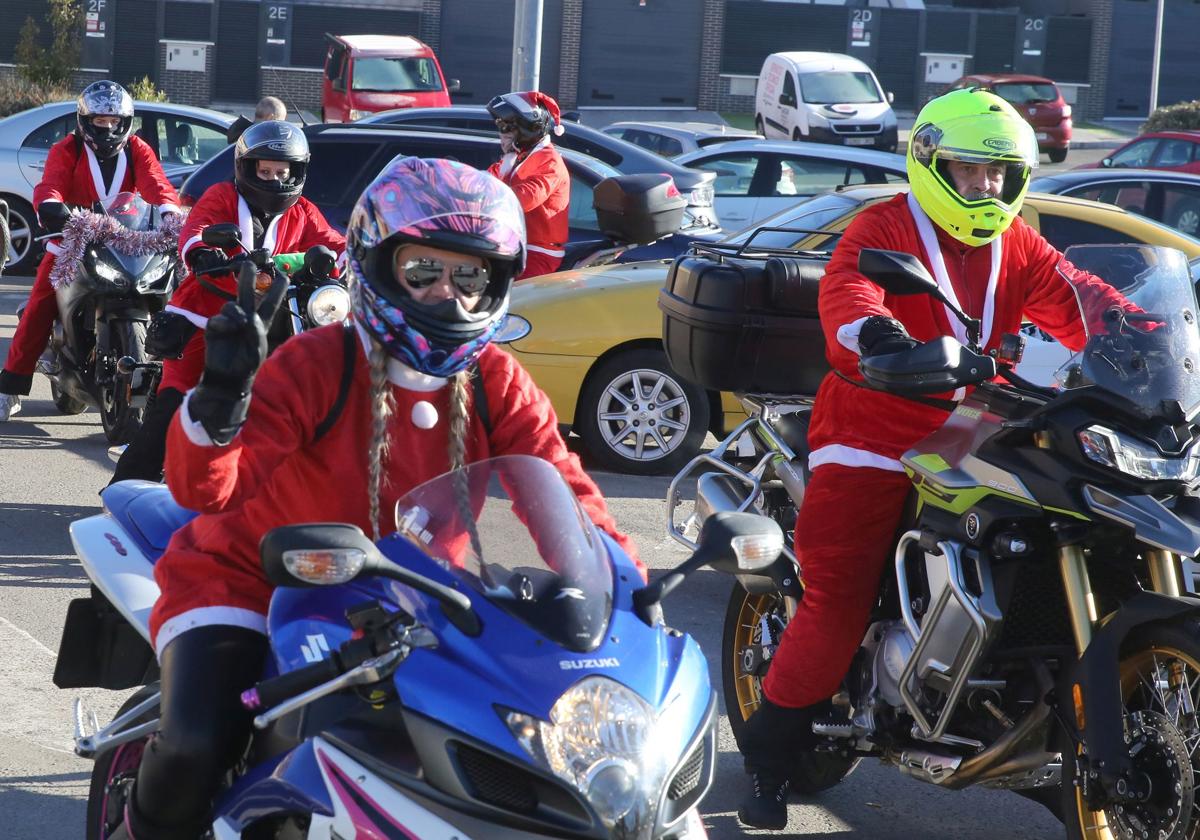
left=101, top=480, right=198, bottom=564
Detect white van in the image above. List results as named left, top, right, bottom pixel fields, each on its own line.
left=755, top=52, right=898, bottom=152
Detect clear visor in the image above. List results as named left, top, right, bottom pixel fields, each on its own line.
left=927, top=112, right=1039, bottom=170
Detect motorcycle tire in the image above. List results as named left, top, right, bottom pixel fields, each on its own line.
left=85, top=683, right=159, bottom=840
left=51, top=380, right=89, bottom=415
left=99, top=320, right=147, bottom=445
left=1061, top=618, right=1200, bottom=840
left=721, top=581, right=859, bottom=795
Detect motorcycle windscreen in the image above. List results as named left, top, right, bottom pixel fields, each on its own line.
left=393, top=454, right=614, bottom=652
left=1054, top=244, right=1200, bottom=420
left=103, top=191, right=159, bottom=280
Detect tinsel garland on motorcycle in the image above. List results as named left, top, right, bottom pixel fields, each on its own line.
left=49, top=211, right=185, bottom=289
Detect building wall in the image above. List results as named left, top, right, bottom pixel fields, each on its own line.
left=158, top=42, right=213, bottom=107
left=260, top=67, right=323, bottom=113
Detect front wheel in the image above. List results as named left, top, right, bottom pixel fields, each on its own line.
left=51, top=379, right=89, bottom=415
left=99, top=320, right=147, bottom=444
left=86, top=684, right=158, bottom=840
left=721, top=582, right=859, bottom=795
left=1062, top=619, right=1200, bottom=840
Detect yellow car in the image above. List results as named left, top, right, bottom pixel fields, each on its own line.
left=508, top=183, right=1200, bottom=474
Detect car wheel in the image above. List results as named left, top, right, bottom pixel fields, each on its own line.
left=1048, top=147, right=1068, bottom=164
left=577, top=348, right=710, bottom=475
left=2, top=196, right=39, bottom=275
left=1171, top=200, right=1200, bottom=236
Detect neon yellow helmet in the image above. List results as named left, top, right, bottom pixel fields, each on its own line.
left=907, top=88, right=1038, bottom=247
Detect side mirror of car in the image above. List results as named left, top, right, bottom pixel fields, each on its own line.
left=447, top=78, right=461, bottom=93
left=887, top=91, right=895, bottom=104
left=1101, top=157, right=1113, bottom=168
left=202, top=223, right=243, bottom=251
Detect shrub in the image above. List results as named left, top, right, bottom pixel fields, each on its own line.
left=0, top=75, right=73, bottom=118
left=1143, top=100, right=1200, bottom=133
left=14, top=0, right=80, bottom=88
left=127, top=76, right=169, bottom=103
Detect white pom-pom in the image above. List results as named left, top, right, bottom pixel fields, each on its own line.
left=411, top=400, right=439, bottom=429
left=553, top=124, right=565, bottom=136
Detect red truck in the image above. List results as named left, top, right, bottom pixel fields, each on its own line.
left=321, top=34, right=459, bottom=122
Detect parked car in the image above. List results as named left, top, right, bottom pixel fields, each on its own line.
left=505, top=184, right=1200, bottom=474
left=947, top=74, right=1072, bottom=163
left=355, top=105, right=718, bottom=228
left=0, top=101, right=233, bottom=274
left=1031, top=168, right=1200, bottom=235
left=321, top=34, right=458, bottom=123
left=180, top=124, right=669, bottom=256
left=600, top=121, right=760, bottom=157
left=754, top=51, right=898, bottom=150
left=673, top=139, right=906, bottom=229
left=1077, top=130, right=1200, bottom=174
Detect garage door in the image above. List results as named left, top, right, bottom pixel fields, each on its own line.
left=112, top=0, right=158, bottom=87
left=577, top=0, right=703, bottom=107
left=876, top=9, right=920, bottom=110
left=1106, top=0, right=1200, bottom=118
left=439, top=0, right=563, bottom=104
left=214, top=1, right=260, bottom=102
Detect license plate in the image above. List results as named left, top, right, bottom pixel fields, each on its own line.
left=1036, top=132, right=1049, bottom=140
left=845, top=137, right=874, bottom=146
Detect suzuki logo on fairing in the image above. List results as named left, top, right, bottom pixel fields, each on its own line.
left=560, top=657, right=620, bottom=670
left=556, top=588, right=586, bottom=601
left=301, top=634, right=331, bottom=663
left=103, top=532, right=128, bottom=557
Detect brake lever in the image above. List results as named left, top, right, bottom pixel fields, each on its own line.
left=252, top=648, right=405, bottom=730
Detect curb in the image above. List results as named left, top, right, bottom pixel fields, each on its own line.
left=1069, top=139, right=1124, bottom=151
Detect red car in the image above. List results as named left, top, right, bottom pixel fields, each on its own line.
left=1076, top=130, right=1200, bottom=174
left=321, top=35, right=457, bottom=123
left=947, top=74, right=1072, bottom=163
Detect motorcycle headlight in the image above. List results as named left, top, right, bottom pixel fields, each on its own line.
left=93, top=258, right=130, bottom=291
left=135, top=259, right=172, bottom=293
left=1078, top=424, right=1200, bottom=482
left=503, top=676, right=690, bottom=837
left=306, top=284, right=351, bottom=326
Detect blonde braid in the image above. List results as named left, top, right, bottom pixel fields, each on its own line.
left=366, top=340, right=394, bottom=541
left=448, top=369, right=485, bottom=566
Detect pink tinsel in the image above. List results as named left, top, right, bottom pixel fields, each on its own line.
left=49, top=211, right=186, bottom=289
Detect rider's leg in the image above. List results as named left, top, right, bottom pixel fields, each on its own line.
left=0, top=251, right=59, bottom=406
left=109, top=388, right=185, bottom=485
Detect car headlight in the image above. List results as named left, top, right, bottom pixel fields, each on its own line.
left=504, top=676, right=686, bottom=836
left=349, top=109, right=369, bottom=121
left=306, top=284, right=351, bottom=326
left=1078, top=424, right=1200, bottom=482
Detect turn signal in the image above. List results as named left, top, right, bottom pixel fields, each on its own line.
left=1072, top=683, right=1086, bottom=731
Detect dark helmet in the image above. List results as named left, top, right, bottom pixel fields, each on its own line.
left=486, top=91, right=563, bottom=150
left=76, top=81, right=134, bottom=159
left=233, top=120, right=310, bottom=215
left=347, top=156, right=526, bottom=377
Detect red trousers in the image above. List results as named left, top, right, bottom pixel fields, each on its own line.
left=1, top=252, right=58, bottom=393
left=518, top=250, right=561, bottom=280
left=762, top=464, right=913, bottom=709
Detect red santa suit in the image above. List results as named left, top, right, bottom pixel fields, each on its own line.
left=0, top=134, right=178, bottom=393
left=762, top=191, right=1124, bottom=709
left=149, top=324, right=642, bottom=655
left=157, top=181, right=345, bottom=395
left=489, top=136, right=569, bottom=280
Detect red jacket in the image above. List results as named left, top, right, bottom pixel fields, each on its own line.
left=158, top=181, right=345, bottom=393
left=489, top=139, right=569, bottom=259
left=35, top=134, right=179, bottom=246
left=809, top=192, right=1119, bottom=469
left=149, top=327, right=640, bottom=651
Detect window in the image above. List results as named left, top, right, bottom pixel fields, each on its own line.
left=1036, top=214, right=1132, bottom=252
left=23, top=115, right=143, bottom=151
left=1154, top=139, right=1195, bottom=168
left=725, top=194, right=859, bottom=250
left=780, top=72, right=798, bottom=107
left=568, top=174, right=599, bottom=232
left=155, top=116, right=228, bottom=166
left=1162, top=183, right=1200, bottom=235
left=775, top=157, right=855, bottom=197
left=351, top=57, right=442, bottom=93
left=992, top=83, right=1060, bottom=105
left=384, top=139, right=495, bottom=173
left=306, top=140, right=379, bottom=205
left=1109, top=140, right=1158, bottom=169
left=798, top=72, right=882, bottom=105
left=1065, top=181, right=1151, bottom=215
left=694, top=154, right=760, bottom=196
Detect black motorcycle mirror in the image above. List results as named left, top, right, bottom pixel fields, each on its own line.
left=202, top=223, right=243, bottom=251
left=260, top=523, right=481, bottom=636
left=633, top=512, right=783, bottom=625
left=858, top=248, right=982, bottom=348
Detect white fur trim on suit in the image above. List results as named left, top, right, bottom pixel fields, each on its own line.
left=164, top=304, right=208, bottom=329
left=83, top=143, right=128, bottom=208
left=154, top=606, right=268, bottom=659
left=836, top=315, right=871, bottom=355
left=808, top=444, right=906, bottom=472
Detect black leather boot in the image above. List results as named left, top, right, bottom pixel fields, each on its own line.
left=735, top=697, right=822, bottom=831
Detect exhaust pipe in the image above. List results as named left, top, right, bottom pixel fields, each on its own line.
left=898, top=749, right=962, bottom=784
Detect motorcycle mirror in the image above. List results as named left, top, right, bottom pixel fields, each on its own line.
left=858, top=248, right=982, bottom=346
left=260, top=523, right=482, bottom=636
left=493, top=314, right=531, bottom=344
left=202, top=223, right=243, bottom=251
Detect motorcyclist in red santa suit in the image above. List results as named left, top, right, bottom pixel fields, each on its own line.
left=106, top=156, right=641, bottom=840
left=736, top=88, right=1131, bottom=830
left=110, top=119, right=344, bottom=483
left=486, top=90, right=570, bottom=279
left=0, top=80, right=179, bottom=421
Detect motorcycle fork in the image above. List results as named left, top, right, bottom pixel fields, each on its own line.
left=1058, top=544, right=1097, bottom=656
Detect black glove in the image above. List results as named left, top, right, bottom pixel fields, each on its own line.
left=858, top=315, right=920, bottom=358
left=303, top=245, right=337, bottom=281
left=38, top=201, right=71, bottom=235
left=187, top=247, right=226, bottom=274
left=187, top=261, right=288, bottom=444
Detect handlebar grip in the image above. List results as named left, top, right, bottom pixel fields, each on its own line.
left=241, top=655, right=342, bottom=711
left=272, top=252, right=307, bottom=275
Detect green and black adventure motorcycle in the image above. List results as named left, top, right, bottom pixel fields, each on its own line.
left=666, top=243, right=1200, bottom=838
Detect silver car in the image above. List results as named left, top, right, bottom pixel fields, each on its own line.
left=0, top=100, right=233, bottom=274
left=600, top=120, right=761, bottom=157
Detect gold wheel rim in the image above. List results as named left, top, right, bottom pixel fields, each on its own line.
left=730, top=590, right=787, bottom=724
left=1072, top=644, right=1200, bottom=839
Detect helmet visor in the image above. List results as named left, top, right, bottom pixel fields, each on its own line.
left=917, top=111, right=1039, bottom=170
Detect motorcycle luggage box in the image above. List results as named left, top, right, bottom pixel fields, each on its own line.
left=593, top=174, right=686, bottom=245
left=659, top=253, right=830, bottom=394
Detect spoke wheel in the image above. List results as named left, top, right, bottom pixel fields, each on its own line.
left=1066, top=624, right=1200, bottom=839
left=2, top=196, right=37, bottom=275
left=1172, top=203, right=1200, bottom=236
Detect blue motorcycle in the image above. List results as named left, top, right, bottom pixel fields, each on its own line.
left=60, top=454, right=783, bottom=839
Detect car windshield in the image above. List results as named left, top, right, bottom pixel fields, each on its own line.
left=392, top=455, right=613, bottom=652
left=1055, top=244, right=1200, bottom=418
left=721, top=193, right=859, bottom=250
left=799, top=71, right=882, bottom=105
left=993, top=82, right=1059, bottom=105
left=105, top=191, right=152, bottom=231
left=352, top=57, right=441, bottom=92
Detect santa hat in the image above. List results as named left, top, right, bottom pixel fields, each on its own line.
left=505, top=90, right=564, bottom=136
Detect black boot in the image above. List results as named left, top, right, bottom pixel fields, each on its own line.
left=735, top=697, right=822, bottom=831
